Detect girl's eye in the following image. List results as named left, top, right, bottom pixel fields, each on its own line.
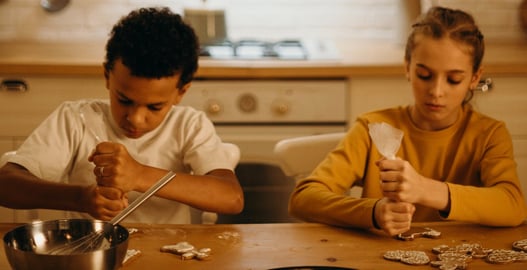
left=447, top=76, right=464, bottom=85
left=447, top=79, right=462, bottom=85
left=415, top=68, right=431, bottom=80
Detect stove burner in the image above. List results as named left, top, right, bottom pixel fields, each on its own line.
left=200, top=39, right=307, bottom=60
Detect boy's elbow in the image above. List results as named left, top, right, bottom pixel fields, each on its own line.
left=233, top=196, right=244, bottom=214
left=227, top=192, right=244, bottom=214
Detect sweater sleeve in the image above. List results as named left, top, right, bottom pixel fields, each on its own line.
left=289, top=118, right=381, bottom=229
left=445, top=122, right=527, bottom=226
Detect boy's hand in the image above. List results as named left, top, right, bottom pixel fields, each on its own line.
left=89, top=141, right=144, bottom=193
left=82, top=185, right=128, bottom=220
left=373, top=197, right=415, bottom=236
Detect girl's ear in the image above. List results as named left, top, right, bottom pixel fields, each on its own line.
left=470, top=68, right=483, bottom=90
left=404, top=60, right=411, bottom=81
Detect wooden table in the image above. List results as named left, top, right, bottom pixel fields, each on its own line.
left=1, top=221, right=526, bottom=269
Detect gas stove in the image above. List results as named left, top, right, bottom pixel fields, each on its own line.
left=199, top=39, right=339, bottom=60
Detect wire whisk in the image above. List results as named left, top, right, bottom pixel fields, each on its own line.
left=46, top=171, right=177, bottom=255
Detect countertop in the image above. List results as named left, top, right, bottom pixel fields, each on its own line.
left=1, top=41, right=526, bottom=78
left=1, top=221, right=527, bottom=269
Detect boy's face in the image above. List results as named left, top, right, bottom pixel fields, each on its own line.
left=105, top=59, right=190, bottom=139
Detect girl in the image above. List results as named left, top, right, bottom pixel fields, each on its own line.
left=289, top=6, right=526, bottom=236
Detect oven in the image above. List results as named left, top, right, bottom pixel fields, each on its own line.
left=181, top=80, right=348, bottom=223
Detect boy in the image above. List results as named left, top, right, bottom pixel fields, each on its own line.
left=0, top=7, right=244, bottom=224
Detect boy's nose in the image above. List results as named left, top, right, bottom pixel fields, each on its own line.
left=126, top=107, right=146, bottom=125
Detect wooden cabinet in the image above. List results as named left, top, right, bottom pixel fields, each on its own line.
left=348, top=75, right=527, bottom=202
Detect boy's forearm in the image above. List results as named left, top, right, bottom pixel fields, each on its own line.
left=0, top=164, right=87, bottom=212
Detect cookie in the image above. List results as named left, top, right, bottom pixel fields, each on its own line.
left=430, top=259, right=467, bottom=270
left=160, top=241, right=195, bottom=254
left=383, top=250, right=430, bottom=265
left=160, top=241, right=212, bottom=261
left=512, top=239, right=527, bottom=252
left=486, top=249, right=517, bottom=264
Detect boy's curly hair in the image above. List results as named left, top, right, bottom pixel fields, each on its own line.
left=104, top=7, right=199, bottom=88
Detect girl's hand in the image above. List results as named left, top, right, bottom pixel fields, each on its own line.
left=376, top=158, right=426, bottom=204
left=373, top=197, right=415, bottom=236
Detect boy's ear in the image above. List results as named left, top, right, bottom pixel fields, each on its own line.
left=178, top=82, right=192, bottom=95
left=173, top=82, right=192, bottom=105
left=103, top=66, right=110, bottom=89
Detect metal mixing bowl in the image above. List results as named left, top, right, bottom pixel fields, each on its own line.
left=3, top=219, right=128, bottom=270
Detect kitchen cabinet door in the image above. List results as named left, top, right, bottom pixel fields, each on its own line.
left=0, top=75, right=106, bottom=137
left=347, top=76, right=412, bottom=122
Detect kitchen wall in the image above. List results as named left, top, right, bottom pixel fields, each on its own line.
left=0, top=0, right=525, bottom=45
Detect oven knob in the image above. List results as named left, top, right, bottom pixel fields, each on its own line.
left=272, top=99, right=290, bottom=115
left=205, top=100, right=222, bottom=115
left=238, top=93, right=257, bottom=113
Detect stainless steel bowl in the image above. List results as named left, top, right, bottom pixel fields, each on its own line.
left=3, top=219, right=128, bottom=270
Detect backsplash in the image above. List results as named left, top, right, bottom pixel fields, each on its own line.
left=0, top=0, right=525, bottom=45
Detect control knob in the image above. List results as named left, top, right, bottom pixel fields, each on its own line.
left=205, top=99, right=222, bottom=115
left=272, top=99, right=290, bottom=115
left=238, top=93, right=257, bottom=113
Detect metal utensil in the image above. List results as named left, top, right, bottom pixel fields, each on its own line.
left=47, top=170, right=177, bottom=255
left=80, top=104, right=105, bottom=143
left=4, top=219, right=129, bottom=270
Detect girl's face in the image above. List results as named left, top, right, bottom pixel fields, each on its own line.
left=406, top=36, right=482, bottom=131
left=105, top=59, right=190, bottom=139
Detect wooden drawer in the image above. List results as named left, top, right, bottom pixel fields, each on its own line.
left=0, top=75, right=106, bottom=137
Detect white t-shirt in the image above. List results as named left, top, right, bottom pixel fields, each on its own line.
left=7, top=99, right=236, bottom=224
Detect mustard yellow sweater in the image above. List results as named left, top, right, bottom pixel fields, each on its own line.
left=289, top=105, right=527, bottom=229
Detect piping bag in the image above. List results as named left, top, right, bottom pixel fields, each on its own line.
left=368, top=122, right=403, bottom=160
left=369, top=122, right=418, bottom=237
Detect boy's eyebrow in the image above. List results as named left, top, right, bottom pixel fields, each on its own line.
left=116, top=91, right=167, bottom=107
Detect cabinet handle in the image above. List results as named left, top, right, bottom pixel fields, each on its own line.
left=0, top=79, right=28, bottom=92
left=475, top=78, right=492, bottom=92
